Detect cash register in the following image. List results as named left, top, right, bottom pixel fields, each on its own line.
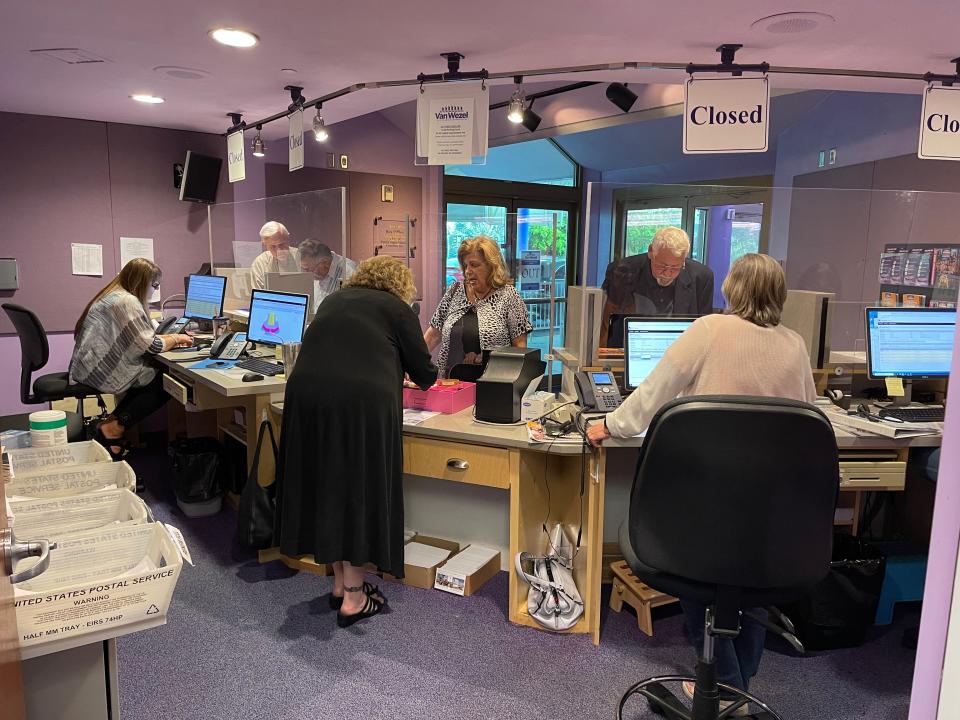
left=474, top=347, right=546, bottom=424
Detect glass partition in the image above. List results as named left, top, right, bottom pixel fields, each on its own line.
left=208, top=188, right=349, bottom=314
left=570, top=181, right=959, bottom=402
left=439, top=208, right=564, bottom=385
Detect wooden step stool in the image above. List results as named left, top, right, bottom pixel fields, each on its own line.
left=609, top=560, right=678, bottom=636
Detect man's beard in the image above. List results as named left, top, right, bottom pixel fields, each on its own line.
left=653, top=275, right=675, bottom=287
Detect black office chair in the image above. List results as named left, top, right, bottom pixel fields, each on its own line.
left=2, top=303, right=107, bottom=437
left=617, top=396, right=839, bottom=720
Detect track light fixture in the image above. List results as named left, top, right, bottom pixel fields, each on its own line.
left=522, top=103, right=542, bottom=133
left=605, top=82, right=638, bottom=113
left=313, top=105, right=329, bottom=142
left=507, top=76, right=526, bottom=124
left=251, top=125, right=265, bottom=157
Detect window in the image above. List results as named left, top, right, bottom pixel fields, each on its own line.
left=625, top=207, right=684, bottom=256
left=445, top=139, right=577, bottom=186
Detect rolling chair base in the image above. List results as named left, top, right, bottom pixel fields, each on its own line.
left=618, top=675, right=779, bottom=720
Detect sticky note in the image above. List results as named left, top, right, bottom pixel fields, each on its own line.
left=885, top=377, right=905, bottom=397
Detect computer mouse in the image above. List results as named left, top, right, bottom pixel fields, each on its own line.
left=241, top=373, right=264, bottom=382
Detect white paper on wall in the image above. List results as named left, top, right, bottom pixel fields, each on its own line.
left=119, top=237, right=158, bottom=302
left=71, top=243, right=103, bottom=276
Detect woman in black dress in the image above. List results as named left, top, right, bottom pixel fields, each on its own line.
left=277, top=256, right=437, bottom=627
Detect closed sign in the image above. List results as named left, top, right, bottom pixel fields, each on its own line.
left=918, top=85, right=960, bottom=161
left=227, top=131, right=245, bottom=183
left=683, top=76, right=770, bottom=154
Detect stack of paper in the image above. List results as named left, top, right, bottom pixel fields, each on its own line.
left=9, top=489, right=149, bottom=540
left=404, top=542, right=452, bottom=568
left=5, top=461, right=136, bottom=500
left=15, top=524, right=160, bottom=594
left=829, top=412, right=941, bottom=439
left=439, top=545, right=499, bottom=576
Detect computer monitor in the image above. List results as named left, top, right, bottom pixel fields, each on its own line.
left=246, top=289, right=309, bottom=346
left=866, top=306, right=955, bottom=381
left=624, top=317, right=697, bottom=389
left=183, top=274, right=227, bottom=320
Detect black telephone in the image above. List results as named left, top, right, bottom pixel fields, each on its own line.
left=156, top=316, right=188, bottom=335
left=209, top=331, right=248, bottom=360
left=574, top=371, right=623, bottom=412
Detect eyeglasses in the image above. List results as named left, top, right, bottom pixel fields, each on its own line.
left=151, top=281, right=161, bottom=290
left=651, top=259, right=685, bottom=274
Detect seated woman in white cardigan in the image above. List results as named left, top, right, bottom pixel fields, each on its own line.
left=587, top=253, right=816, bottom=715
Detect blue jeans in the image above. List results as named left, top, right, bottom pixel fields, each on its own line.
left=680, top=600, right=767, bottom=699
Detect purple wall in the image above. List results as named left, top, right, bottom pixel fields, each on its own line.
left=0, top=111, right=231, bottom=416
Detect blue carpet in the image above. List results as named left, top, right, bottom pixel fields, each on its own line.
left=117, top=446, right=916, bottom=720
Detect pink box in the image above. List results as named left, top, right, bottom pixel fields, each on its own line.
left=403, top=382, right=476, bottom=414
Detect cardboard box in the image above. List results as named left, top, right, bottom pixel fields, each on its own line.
left=385, top=534, right=460, bottom=589
left=403, top=382, right=476, bottom=414
left=14, top=523, right=189, bottom=656
left=5, top=461, right=136, bottom=500
left=434, top=546, right=501, bottom=597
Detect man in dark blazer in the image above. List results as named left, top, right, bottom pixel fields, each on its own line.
left=599, top=227, right=714, bottom=346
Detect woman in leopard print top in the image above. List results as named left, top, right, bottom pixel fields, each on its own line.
left=425, top=236, right=533, bottom=379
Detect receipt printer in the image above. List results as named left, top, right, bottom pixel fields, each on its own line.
left=474, top=347, right=546, bottom=424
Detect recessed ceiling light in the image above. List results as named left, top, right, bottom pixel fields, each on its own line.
left=209, top=28, right=259, bottom=48
left=751, top=11, right=835, bottom=34
left=154, top=65, right=211, bottom=81
left=131, top=94, right=164, bottom=104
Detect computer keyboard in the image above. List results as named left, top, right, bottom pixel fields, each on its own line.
left=236, top=358, right=283, bottom=376
left=878, top=406, right=945, bottom=423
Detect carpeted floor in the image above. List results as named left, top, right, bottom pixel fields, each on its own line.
left=117, top=444, right=918, bottom=720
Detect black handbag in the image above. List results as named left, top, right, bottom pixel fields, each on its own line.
left=234, top=420, right=279, bottom=551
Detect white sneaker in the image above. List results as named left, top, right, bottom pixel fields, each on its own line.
left=681, top=681, right=751, bottom=717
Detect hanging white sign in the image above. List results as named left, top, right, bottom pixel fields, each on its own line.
left=918, top=85, right=960, bottom=161
left=415, top=83, right=489, bottom=165
left=520, top=250, right=542, bottom=292
left=227, top=131, right=245, bottom=183
left=683, top=76, right=770, bottom=154
left=289, top=109, right=304, bottom=171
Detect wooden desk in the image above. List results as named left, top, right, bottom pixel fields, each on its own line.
left=157, top=365, right=941, bottom=645
left=155, top=351, right=285, bottom=486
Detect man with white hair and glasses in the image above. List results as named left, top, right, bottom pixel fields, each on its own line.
left=602, top=225, right=714, bottom=321
left=250, top=220, right=301, bottom=289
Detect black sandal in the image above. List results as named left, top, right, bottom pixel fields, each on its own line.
left=336, top=587, right=385, bottom=628
left=93, top=426, right=131, bottom=461
left=330, top=581, right=385, bottom=610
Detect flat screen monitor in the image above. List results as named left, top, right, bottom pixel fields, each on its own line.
left=865, top=307, right=956, bottom=379
left=624, top=317, right=697, bottom=389
left=246, top=289, right=309, bottom=346
left=184, top=274, right=227, bottom=320
left=178, top=151, right=222, bottom=204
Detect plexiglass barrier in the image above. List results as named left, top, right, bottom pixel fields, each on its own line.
left=567, top=181, right=958, bottom=399
left=437, top=207, right=565, bottom=384
left=207, top=188, right=348, bottom=314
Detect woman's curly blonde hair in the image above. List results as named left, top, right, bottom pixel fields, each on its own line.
left=458, top=236, right=510, bottom=289
left=343, top=256, right=417, bottom=303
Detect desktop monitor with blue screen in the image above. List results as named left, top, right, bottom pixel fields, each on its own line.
left=866, top=306, right=955, bottom=378
left=184, top=274, right=227, bottom=320
left=624, top=317, right=697, bottom=389
left=246, top=289, right=309, bottom=346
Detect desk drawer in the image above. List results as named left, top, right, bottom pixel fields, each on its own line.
left=839, top=461, right=906, bottom=490
left=404, top=437, right=510, bottom=489
left=162, top=373, right=192, bottom=406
